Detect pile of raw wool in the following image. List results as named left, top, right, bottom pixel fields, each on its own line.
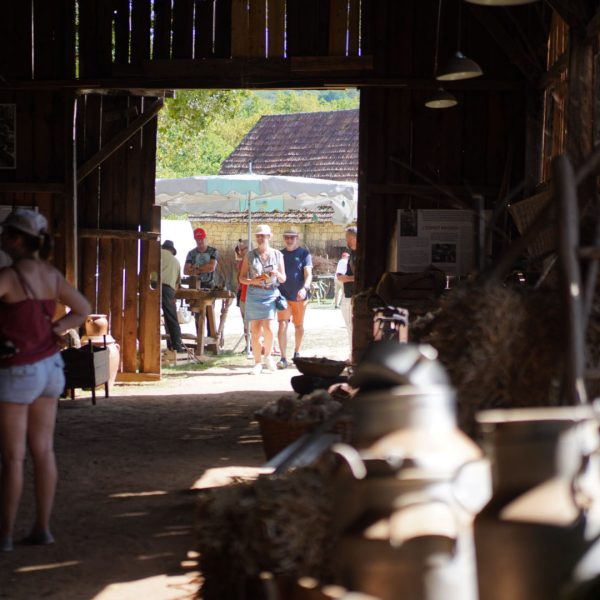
left=412, top=282, right=565, bottom=435
left=196, top=468, right=335, bottom=600
left=256, top=390, right=344, bottom=423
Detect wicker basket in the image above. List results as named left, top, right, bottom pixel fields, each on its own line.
left=256, top=413, right=353, bottom=460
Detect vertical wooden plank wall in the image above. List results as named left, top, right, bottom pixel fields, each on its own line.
left=267, top=0, right=285, bottom=58
left=78, top=95, right=102, bottom=311
left=131, top=0, right=152, bottom=65
left=61, top=0, right=364, bottom=63
left=153, top=0, right=174, bottom=59
left=114, top=0, right=131, bottom=66
left=231, top=0, right=250, bottom=58
left=194, top=0, right=216, bottom=58
left=78, top=0, right=112, bottom=78
left=76, top=93, right=161, bottom=378
left=248, top=0, right=267, bottom=58
left=172, top=0, right=195, bottom=59
left=0, top=2, right=32, bottom=79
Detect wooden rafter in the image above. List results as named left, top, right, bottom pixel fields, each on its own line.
left=545, top=0, right=593, bottom=32
left=468, top=7, right=544, bottom=84
left=586, top=4, right=600, bottom=39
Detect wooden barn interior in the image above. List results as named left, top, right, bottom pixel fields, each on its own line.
left=1, top=1, right=600, bottom=598
left=0, top=0, right=595, bottom=382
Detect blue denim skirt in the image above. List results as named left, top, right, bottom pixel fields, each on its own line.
left=245, top=286, right=278, bottom=321
left=0, top=353, right=65, bottom=405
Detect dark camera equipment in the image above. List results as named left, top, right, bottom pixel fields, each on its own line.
left=0, top=339, right=18, bottom=359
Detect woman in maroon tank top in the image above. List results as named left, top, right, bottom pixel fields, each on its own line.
left=0, top=209, right=90, bottom=552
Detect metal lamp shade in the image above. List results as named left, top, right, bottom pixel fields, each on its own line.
left=437, top=52, right=482, bottom=81
left=464, top=0, right=538, bottom=5
left=425, top=88, right=458, bottom=109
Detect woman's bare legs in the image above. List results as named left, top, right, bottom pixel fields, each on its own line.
left=250, top=320, right=263, bottom=365
left=26, top=396, right=58, bottom=541
left=0, top=401, right=28, bottom=549
left=261, top=319, right=274, bottom=357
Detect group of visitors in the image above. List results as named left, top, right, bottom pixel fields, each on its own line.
left=161, top=223, right=356, bottom=373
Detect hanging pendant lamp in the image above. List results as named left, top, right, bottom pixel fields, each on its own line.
left=425, top=88, right=458, bottom=109
left=464, top=0, right=538, bottom=5
left=437, top=3, right=482, bottom=81
left=437, top=50, right=482, bottom=81
left=425, top=0, right=458, bottom=109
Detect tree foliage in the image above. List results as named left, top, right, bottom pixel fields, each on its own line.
left=156, top=89, right=359, bottom=179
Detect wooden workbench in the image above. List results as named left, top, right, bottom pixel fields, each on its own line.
left=175, top=288, right=235, bottom=356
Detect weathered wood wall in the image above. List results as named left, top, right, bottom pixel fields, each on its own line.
left=76, top=94, right=161, bottom=379
left=0, top=90, right=73, bottom=276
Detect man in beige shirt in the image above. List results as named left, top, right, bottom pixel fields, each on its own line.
left=161, top=240, right=185, bottom=352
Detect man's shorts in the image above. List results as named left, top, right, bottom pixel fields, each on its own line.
left=0, top=353, right=65, bottom=405
left=278, top=299, right=308, bottom=326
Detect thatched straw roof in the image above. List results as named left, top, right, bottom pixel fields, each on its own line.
left=188, top=205, right=334, bottom=223
left=219, top=110, right=358, bottom=182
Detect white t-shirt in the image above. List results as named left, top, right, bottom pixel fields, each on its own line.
left=335, top=256, right=349, bottom=275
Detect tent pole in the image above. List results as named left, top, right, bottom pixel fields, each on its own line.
left=248, top=192, right=252, bottom=249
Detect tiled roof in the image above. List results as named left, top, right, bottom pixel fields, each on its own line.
left=219, top=109, right=358, bottom=182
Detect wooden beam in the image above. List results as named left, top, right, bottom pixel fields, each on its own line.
left=77, top=99, right=163, bottom=183
left=65, top=93, right=78, bottom=286
left=0, top=183, right=66, bottom=193
left=366, top=182, right=499, bottom=198
left=79, top=228, right=160, bottom=240
left=586, top=4, right=600, bottom=40
left=545, top=0, right=591, bottom=31
left=115, top=372, right=161, bottom=382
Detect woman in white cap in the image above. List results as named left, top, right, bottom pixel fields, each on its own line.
left=238, top=224, right=286, bottom=375
left=0, top=208, right=91, bottom=551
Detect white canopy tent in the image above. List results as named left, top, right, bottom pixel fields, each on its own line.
left=155, top=174, right=358, bottom=236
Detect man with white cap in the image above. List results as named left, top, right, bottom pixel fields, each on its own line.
left=276, top=226, right=313, bottom=369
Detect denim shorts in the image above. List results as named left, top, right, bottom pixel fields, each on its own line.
left=0, top=353, right=65, bottom=405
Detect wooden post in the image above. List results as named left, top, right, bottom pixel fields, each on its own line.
left=554, top=155, right=587, bottom=405
left=65, top=92, right=78, bottom=285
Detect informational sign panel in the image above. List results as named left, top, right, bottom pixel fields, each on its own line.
left=397, top=209, right=485, bottom=276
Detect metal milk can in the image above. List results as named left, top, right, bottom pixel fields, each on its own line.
left=474, top=406, right=600, bottom=600
left=331, top=343, right=491, bottom=600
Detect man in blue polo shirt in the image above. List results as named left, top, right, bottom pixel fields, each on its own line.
left=276, top=227, right=313, bottom=369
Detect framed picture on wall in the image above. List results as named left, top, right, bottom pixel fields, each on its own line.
left=0, top=104, right=16, bottom=169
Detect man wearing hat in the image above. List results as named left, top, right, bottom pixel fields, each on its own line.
left=161, top=240, right=186, bottom=353
left=183, top=227, right=219, bottom=289
left=276, top=226, right=313, bottom=369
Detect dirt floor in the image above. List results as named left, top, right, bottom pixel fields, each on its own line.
left=0, top=304, right=349, bottom=600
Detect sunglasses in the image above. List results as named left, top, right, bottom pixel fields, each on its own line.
left=283, top=235, right=297, bottom=240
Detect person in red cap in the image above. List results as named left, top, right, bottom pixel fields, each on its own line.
left=183, top=227, right=219, bottom=289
